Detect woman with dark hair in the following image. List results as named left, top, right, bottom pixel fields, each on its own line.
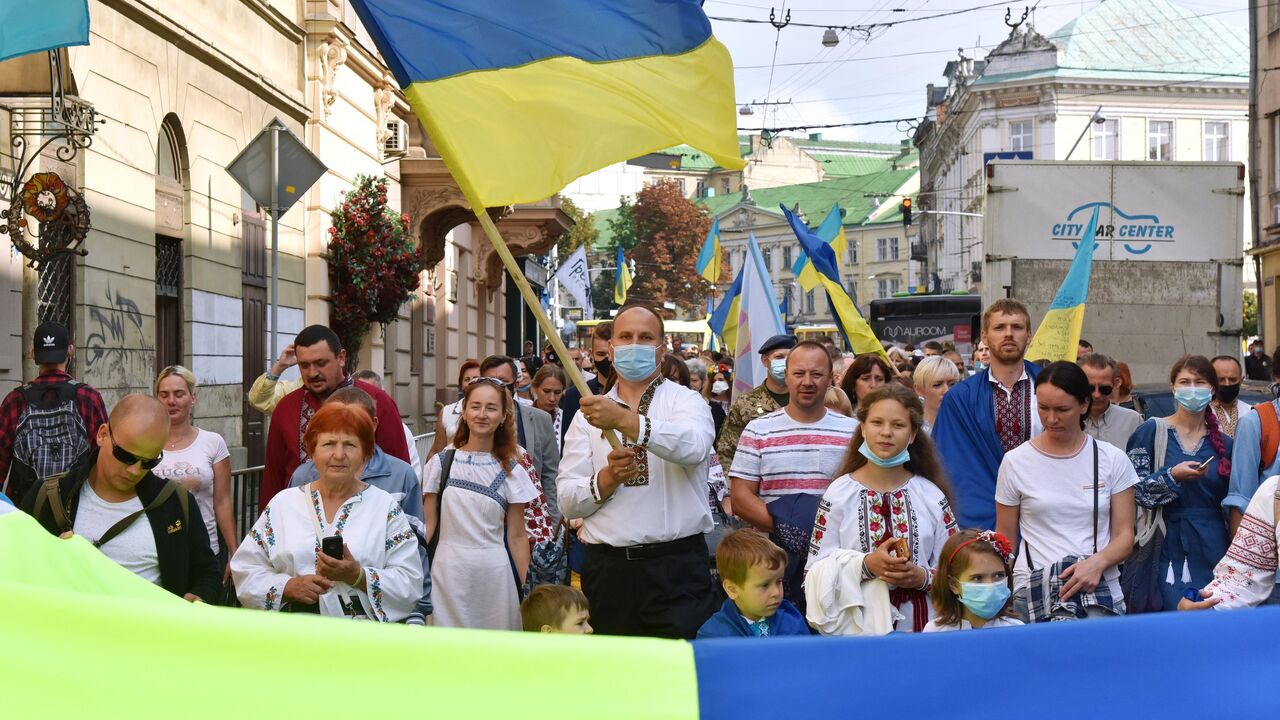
left=840, top=354, right=893, bottom=407
left=995, top=361, right=1138, bottom=622
left=805, top=384, right=957, bottom=633
left=1123, top=355, right=1231, bottom=613
left=231, top=403, right=423, bottom=620
left=423, top=378, right=536, bottom=629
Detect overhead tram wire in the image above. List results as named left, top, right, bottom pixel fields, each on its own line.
left=728, top=2, right=1254, bottom=73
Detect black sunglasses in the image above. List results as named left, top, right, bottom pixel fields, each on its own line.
left=107, top=426, right=164, bottom=470
left=1090, top=384, right=1113, bottom=396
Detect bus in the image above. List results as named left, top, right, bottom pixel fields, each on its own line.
left=867, top=293, right=982, bottom=349
left=575, top=318, right=713, bottom=351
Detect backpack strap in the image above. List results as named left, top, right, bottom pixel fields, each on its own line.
left=94, top=481, right=181, bottom=549
left=426, top=449, right=455, bottom=560
left=1255, top=401, right=1280, bottom=472
left=1092, top=437, right=1100, bottom=555
left=33, top=473, right=73, bottom=534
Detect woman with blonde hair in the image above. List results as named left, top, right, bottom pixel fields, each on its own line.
left=424, top=377, right=536, bottom=629
left=913, top=356, right=961, bottom=435
left=152, top=365, right=236, bottom=574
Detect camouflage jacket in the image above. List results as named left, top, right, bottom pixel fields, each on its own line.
left=716, top=384, right=784, bottom=471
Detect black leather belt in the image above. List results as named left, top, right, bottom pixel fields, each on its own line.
left=586, top=533, right=704, bottom=561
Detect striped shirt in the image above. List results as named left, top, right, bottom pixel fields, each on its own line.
left=728, top=409, right=858, bottom=500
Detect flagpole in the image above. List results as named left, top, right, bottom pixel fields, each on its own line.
left=469, top=203, right=623, bottom=450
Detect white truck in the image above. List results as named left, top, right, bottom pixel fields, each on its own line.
left=983, top=160, right=1245, bottom=384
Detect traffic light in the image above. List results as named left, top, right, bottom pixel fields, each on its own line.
left=901, top=197, right=913, bottom=227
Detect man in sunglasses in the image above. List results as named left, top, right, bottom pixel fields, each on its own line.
left=1080, top=353, right=1141, bottom=450
left=21, top=394, right=220, bottom=602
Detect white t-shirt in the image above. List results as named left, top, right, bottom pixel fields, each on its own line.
left=151, top=428, right=230, bottom=553
left=74, top=482, right=160, bottom=584
left=995, top=437, right=1139, bottom=591
left=729, top=408, right=858, bottom=501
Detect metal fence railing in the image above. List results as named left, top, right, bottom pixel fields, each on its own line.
left=229, top=432, right=434, bottom=539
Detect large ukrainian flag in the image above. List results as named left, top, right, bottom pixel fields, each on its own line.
left=349, top=0, right=745, bottom=208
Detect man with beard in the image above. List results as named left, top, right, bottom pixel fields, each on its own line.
left=932, top=299, right=1042, bottom=529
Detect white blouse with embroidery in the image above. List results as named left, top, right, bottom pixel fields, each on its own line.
left=1203, top=476, right=1279, bottom=610
left=806, top=473, right=958, bottom=631
left=231, top=483, right=423, bottom=621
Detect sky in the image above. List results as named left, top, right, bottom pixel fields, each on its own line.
left=709, top=0, right=1249, bottom=145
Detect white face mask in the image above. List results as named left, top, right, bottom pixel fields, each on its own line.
left=711, top=380, right=730, bottom=394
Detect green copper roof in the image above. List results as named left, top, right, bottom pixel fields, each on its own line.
left=695, top=168, right=919, bottom=229
left=977, top=0, right=1246, bottom=86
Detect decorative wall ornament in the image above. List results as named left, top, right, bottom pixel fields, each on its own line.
left=374, top=81, right=395, bottom=147
left=0, top=171, right=90, bottom=270
left=1, top=52, right=99, bottom=269
left=318, top=36, right=348, bottom=119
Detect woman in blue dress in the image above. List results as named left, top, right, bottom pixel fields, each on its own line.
left=1125, top=355, right=1231, bottom=612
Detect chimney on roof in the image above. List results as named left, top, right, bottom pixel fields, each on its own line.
left=808, top=132, right=823, bottom=141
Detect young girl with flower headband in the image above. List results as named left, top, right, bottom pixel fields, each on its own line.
left=925, top=529, right=1024, bottom=631
left=806, top=384, right=957, bottom=633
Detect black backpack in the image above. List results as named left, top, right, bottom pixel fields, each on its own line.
left=10, top=381, right=89, bottom=499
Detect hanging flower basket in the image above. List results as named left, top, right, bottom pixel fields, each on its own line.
left=326, top=174, right=424, bottom=367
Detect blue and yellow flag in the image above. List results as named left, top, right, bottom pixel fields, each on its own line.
left=349, top=0, right=744, bottom=208
left=1026, top=205, right=1101, bottom=362
left=709, top=264, right=744, bottom=349
left=791, top=204, right=848, bottom=293
left=782, top=205, right=891, bottom=367
left=0, top=0, right=89, bottom=63
left=697, top=218, right=722, bottom=284
left=614, top=245, right=632, bottom=305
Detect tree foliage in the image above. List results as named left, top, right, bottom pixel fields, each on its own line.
left=556, top=196, right=598, bottom=258
left=1244, top=290, right=1258, bottom=339
left=610, top=180, right=718, bottom=316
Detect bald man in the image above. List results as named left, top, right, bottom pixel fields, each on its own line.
left=23, top=394, right=220, bottom=601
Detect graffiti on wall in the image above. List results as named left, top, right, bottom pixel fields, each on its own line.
left=84, top=285, right=149, bottom=378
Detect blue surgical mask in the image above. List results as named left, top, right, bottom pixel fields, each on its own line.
left=517, top=383, right=531, bottom=393
left=769, top=358, right=787, bottom=383
left=1174, top=386, right=1213, bottom=414
left=974, top=361, right=987, bottom=372
left=957, top=580, right=1011, bottom=620
left=858, top=440, right=911, bottom=468
left=613, top=344, right=658, bottom=382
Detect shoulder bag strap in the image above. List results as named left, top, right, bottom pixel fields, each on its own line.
left=428, top=450, right=455, bottom=559
left=1093, top=437, right=1100, bottom=555
left=36, top=474, right=73, bottom=533
left=95, top=481, right=178, bottom=549
left=1152, top=418, right=1169, bottom=474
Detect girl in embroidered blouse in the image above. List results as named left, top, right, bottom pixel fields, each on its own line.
left=231, top=403, right=423, bottom=620
left=423, top=378, right=535, bottom=630
left=807, top=384, right=958, bottom=633
left=924, top=529, right=1024, bottom=631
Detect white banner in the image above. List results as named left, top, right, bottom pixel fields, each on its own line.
left=553, top=244, right=594, bottom=319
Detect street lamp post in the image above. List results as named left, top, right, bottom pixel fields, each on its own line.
left=1066, top=106, right=1106, bottom=161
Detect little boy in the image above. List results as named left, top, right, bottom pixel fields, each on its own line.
left=521, top=585, right=593, bottom=634
left=697, top=530, right=810, bottom=638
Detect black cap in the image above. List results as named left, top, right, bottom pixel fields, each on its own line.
left=33, top=321, right=69, bottom=364
left=758, top=334, right=798, bottom=355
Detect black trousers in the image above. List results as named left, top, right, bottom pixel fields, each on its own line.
left=582, top=534, right=716, bottom=639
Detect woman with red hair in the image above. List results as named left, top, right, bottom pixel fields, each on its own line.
left=231, top=403, right=423, bottom=620
left=424, top=378, right=535, bottom=629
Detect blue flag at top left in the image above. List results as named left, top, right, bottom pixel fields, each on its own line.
left=0, top=0, right=90, bottom=63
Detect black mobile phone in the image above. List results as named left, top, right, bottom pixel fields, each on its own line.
left=321, top=535, right=344, bottom=560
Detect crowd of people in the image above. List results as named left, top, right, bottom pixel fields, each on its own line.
left=4, top=296, right=1280, bottom=641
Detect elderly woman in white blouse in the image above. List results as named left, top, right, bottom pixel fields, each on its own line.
left=232, top=403, right=422, bottom=620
